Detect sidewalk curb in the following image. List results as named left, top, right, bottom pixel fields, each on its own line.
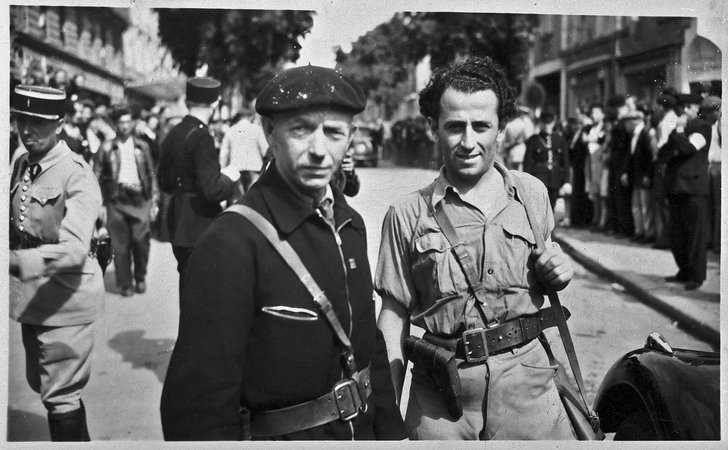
left=553, top=231, right=720, bottom=348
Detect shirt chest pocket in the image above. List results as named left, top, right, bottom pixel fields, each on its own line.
left=412, top=232, right=468, bottom=301
left=28, top=187, right=63, bottom=234
left=488, top=220, right=536, bottom=289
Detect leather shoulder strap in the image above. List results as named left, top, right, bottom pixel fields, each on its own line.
left=511, top=174, right=598, bottom=428
left=225, top=204, right=358, bottom=375
left=418, top=186, right=497, bottom=324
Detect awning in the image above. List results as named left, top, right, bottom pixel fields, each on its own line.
left=125, top=77, right=186, bottom=102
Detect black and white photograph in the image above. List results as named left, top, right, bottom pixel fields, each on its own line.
left=5, top=0, right=724, bottom=443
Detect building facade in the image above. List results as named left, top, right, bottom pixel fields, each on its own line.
left=10, top=5, right=180, bottom=107
left=526, top=15, right=723, bottom=119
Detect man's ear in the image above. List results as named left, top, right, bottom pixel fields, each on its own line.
left=261, top=117, right=276, bottom=151
left=426, top=117, right=438, bottom=138
left=496, top=127, right=505, bottom=144
left=55, top=119, right=65, bottom=135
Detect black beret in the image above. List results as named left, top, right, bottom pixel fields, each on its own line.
left=11, top=85, right=66, bottom=120
left=656, top=93, right=677, bottom=109
left=255, top=65, right=366, bottom=116
left=187, top=77, right=221, bottom=104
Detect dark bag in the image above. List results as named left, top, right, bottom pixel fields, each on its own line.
left=402, top=335, right=462, bottom=419
left=90, top=235, right=113, bottom=275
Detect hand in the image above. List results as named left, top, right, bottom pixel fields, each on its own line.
left=620, top=173, right=629, bottom=187
left=341, top=156, right=355, bottom=173
left=221, top=165, right=241, bottom=182
left=532, top=245, right=573, bottom=292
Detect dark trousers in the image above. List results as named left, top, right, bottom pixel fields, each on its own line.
left=708, top=162, right=721, bottom=250
left=107, top=200, right=151, bottom=289
left=652, top=166, right=671, bottom=247
left=668, top=194, right=709, bottom=283
left=607, top=182, right=634, bottom=235
left=547, top=188, right=558, bottom=211
left=172, top=245, right=193, bottom=294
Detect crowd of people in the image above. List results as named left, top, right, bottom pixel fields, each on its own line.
left=500, top=88, right=721, bottom=290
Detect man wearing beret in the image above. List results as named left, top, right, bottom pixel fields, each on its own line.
left=375, top=56, right=576, bottom=440
left=662, top=95, right=717, bottom=290
left=9, top=85, right=105, bottom=441
left=157, top=77, right=241, bottom=287
left=160, top=66, right=406, bottom=441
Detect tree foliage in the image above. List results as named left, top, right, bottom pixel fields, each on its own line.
left=156, top=9, right=314, bottom=101
left=336, top=12, right=538, bottom=119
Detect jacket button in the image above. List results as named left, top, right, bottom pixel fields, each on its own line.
left=19, top=215, right=25, bottom=221
left=20, top=206, right=26, bottom=212
left=22, top=185, right=28, bottom=191
left=487, top=268, right=494, bottom=275
left=23, top=176, right=29, bottom=182
left=20, top=195, right=27, bottom=201
left=18, top=225, right=24, bottom=232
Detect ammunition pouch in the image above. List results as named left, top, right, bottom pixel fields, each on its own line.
left=403, top=335, right=463, bottom=419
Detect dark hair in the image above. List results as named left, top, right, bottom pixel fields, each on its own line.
left=656, top=93, right=677, bottom=111
left=418, top=56, right=517, bottom=129
left=110, top=105, right=133, bottom=123
left=606, top=94, right=626, bottom=108
left=539, top=105, right=557, bottom=124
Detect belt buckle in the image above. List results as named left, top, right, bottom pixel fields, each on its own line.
left=332, top=378, right=363, bottom=422
left=462, top=328, right=489, bottom=363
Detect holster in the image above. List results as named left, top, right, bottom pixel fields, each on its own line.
left=403, top=335, right=463, bottom=419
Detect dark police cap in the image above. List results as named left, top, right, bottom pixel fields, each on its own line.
left=677, top=93, right=703, bottom=106
left=11, top=85, right=66, bottom=120
left=255, top=65, right=366, bottom=116
left=186, top=77, right=221, bottom=104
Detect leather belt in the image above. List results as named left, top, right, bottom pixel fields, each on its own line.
left=423, top=306, right=571, bottom=364
left=249, top=366, right=372, bottom=438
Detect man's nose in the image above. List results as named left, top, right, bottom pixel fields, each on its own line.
left=307, top=127, right=327, bottom=157
left=460, top=124, right=476, bottom=149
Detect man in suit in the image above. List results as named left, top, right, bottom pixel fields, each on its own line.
left=94, top=106, right=158, bottom=296
left=606, top=95, right=635, bottom=237
left=523, top=106, right=570, bottom=210
left=663, top=96, right=714, bottom=290
left=624, top=107, right=656, bottom=243
left=157, top=77, right=240, bottom=287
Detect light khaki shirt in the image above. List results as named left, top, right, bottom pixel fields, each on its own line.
left=10, top=140, right=105, bottom=326
left=374, top=161, right=555, bottom=336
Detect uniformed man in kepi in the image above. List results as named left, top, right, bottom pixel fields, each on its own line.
left=157, top=77, right=240, bottom=287
left=160, top=65, right=407, bottom=441
left=375, top=56, right=576, bottom=440
left=9, top=85, right=105, bottom=441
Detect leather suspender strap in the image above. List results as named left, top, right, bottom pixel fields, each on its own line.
left=511, top=176, right=599, bottom=432
left=418, top=187, right=498, bottom=325
left=225, top=204, right=358, bottom=376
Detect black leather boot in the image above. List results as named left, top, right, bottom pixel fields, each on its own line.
left=47, top=401, right=91, bottom=441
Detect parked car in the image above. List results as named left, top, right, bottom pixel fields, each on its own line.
left=350, top=125, right=378, bottom=167
left=593, top=332, right=719, bottom=440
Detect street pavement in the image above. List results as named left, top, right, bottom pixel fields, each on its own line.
left=5, top=164, right=721, bottom=442
left=552, top=224, right=721, bottom=347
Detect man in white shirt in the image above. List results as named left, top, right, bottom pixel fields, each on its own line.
left=94, top=107, right=158, bottom=296
left=703, top=96, right=722, bottom=253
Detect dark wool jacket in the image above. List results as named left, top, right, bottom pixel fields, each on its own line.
left=160, top=163, right=406, bottom=441
left=627, top=126, right=655, bottom=187
left=157, top=115, right=235, bottom=247
left=94, top=136, right=157, bottom=204
left=523, top=130, right=570, bottom=189
left=665, top=117, right=712, bottom=196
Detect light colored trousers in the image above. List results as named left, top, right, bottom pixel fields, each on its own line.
left=405, top=338, right=575, bottom=440
left=22, top=322, right=95, bottom=414
left=631, top=187, right=654, bottom=238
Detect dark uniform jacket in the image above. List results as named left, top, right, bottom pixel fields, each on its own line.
left=665, top=117, right=712, bottom=196
left=94, top=136, right=157, bottom=204
left=608, top=120, right=631, bottom=178
left=523, top=130, right=570, bottom=189
left=157, top=115, right=235, bottom=247
left=160, top=164, right=406, bottom=441
left=627, top=126, right=655, bottom=187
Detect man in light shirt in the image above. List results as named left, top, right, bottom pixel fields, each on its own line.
left=702, top=96, right=722, bottom=253
left=94, top=106, right=158, bottom=296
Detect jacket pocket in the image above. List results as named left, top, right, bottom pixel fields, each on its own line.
left=30, top=187, right=62, bottom=206
left=261, top=305, right=319, bottom=322
left=492, top=220, right=536, bottom=288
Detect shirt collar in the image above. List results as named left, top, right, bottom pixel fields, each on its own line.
left=27, top=139, right=72, bottom=176
left=255, top=161, right=361, bottom=236
left=431, top=159, right=515, bottom=208
left=633, top=122, right=645, bottom=136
